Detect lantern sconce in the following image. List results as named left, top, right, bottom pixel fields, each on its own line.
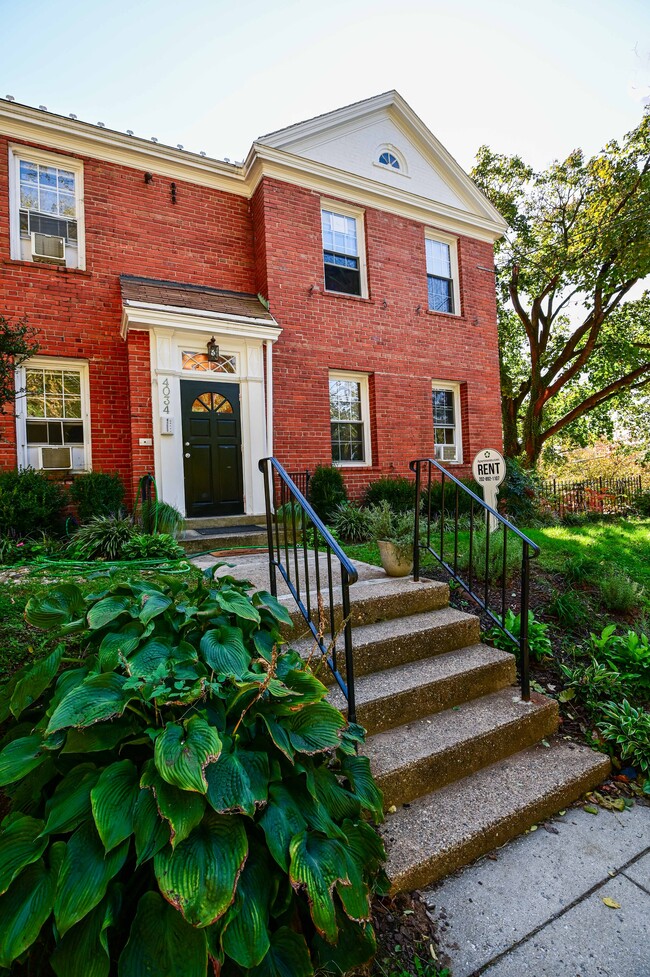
left=207, top=336, right=220, bottom=362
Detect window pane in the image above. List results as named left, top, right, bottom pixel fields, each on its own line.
left=27, top=396, right=45, bottom=418
left=63, top=422, right=84, bottom=444
left=44, top=371, right=64, bottom=394
left=26, top=421, right=48, bottom=444
left=19, top=160, right=38, bottom=183
left=58, top=170, right=75, bottom=193
left=321, top=210, right=358, bottom=257
left=324, top=262, right=361, bottom=295
left=64, top=397, right=82, bottom=419
left=26, top=370, right=44, bottom=395
left=428, top=276, right=453, bottom=314
left=46, top=396, right=64, bottom=418
left=59, top=193, right=76, bottom=218
left=20, top=184, right=39, bottom=210
left=39, top=166, right=57, bottom=188
left=426, top=239, right=452, bottom=278
left=47, top=421, right=63, bottom=444
left=63, top=372, right=81, bottom=394
left=40, top=190, right=59, bottom=215
left=329, top=379, right=362, bottom=421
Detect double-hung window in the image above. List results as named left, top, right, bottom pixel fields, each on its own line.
left=9, top=147, right=85, bottom=269
left=321, top=204, right=366, bottom=296
left=432, top=382, right=462, bottom=463
left=16, top=359, right=91, bottom=471
left=426, top=234, right=458, bottom=315
left=329, top=371, right=371, bottom=465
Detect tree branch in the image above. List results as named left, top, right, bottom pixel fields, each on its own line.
left=540, top=364, right=650, bottom=443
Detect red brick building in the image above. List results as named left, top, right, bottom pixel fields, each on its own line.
left=0, top=92, right=506, bottom=517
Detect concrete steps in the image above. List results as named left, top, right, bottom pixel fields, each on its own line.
left=381, top=740, right=611, bottom=891
left=279, top=562, right=611, bottom=892
left=180, top=515, right=268, bottom=553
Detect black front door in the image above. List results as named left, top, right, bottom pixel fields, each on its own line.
left=180, top=380, right=244, bottom=518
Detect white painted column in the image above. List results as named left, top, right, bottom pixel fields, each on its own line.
left=264, top=339, right=273, bottom=458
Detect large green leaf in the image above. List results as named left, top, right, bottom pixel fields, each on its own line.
left=215, top=589, right=261, bottom=623
left=118, top=891, right=207, bottom=977
left=98, top=624, right=143, bottom=671
left=0, top=843, right=64, bottom=968
left=205, top=742, right=269, bottom=816
left=289, top=831, right=349, bottom=942
left=200, top=628, right=250, bottom=675
left=341, top=754, right=384, bottom=823
left=46, top=674, right=129, bottom=735
left=25, top=584, right=86, bottom=630
left=248, top=927, right=313, bottom=977
left=61, top=718, right=138, bottom=754
left=91, top=760, right=139, bottom=852
left=253, top=591, right=294, bottom=626
left=287, top=702, right=345, bottom=754
left=154, top=811, right=248, bottom=927
left=154, top=716, right=221, bottom=793
left=259, top=712, right=295, bottom=762
left=133, top=788, right=170, bottom=865
left=313, top=909, right=376, bottom=973
left=0, top=672, right=19, bottom=723
left=139, top=593, right=172, bottom=625
left=259, top=783, right=307, bottom=872
left=51, top=888, right=119, bottom=977
left=87, top=597, right=132, bottom=631
left=140, top=760, right=205, bottom=848
left=128, top=636, right=175, bottom=676
left=42, top=763, right=99, bottom=836
left=312, top=764, right=360, bottom=822
left=278, top=668, right=328, bottom=704
left=10, top=645, right=65, bottom=718
left=221, top=853, right=271, bottom=968
left=54, top=820, right=129, bottom=936
left=0, top=734, right=46, bottom=786
left=0, top=815, right=47, bottom=894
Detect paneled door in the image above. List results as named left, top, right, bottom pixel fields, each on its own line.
left=180, top=380, right=244, bottom=517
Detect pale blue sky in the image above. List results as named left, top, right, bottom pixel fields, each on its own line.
left=1, top=0, right=649, bottom=170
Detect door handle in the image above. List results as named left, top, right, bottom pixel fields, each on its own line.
left=184, top=452, right=191, bottom=459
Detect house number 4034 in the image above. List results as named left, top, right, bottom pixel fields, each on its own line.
left=161, top=379, right=171, bottom=413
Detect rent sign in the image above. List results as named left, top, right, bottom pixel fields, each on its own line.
left=471, top=449, right=506, bottom=531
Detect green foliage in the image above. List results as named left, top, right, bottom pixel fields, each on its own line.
left=69, top=472, right=125, bottom=522
left=366, top=502, right=415, bottom=560
left=563, top=555, right=600, bottom=585
left=589, top=625, right=650, bottom=694
left=597, top=700, right=650, bottom=775
left=0, top=314, right=39, bottom=414
left=455, top=527, right=523, bottom=585
left=0, top=468, right=68, bottom=538
left=422, top=477, right=482, bottom=518
left=309, top=466, right=348, bottom=523
left=487, top=609, right=553, bottom=661
left=138, top=500, right=185, bottom=537
left=0, top=569, right=386, bottom=976
left=363, top=477, right=416, bottom=513
left=67, top=515, right=139, bottom=561
left=331, top=503, right=372, bottom=543
left=634, top=491, right=650, bottom=517
left=546, top=590, right=590, bottom=629
left=498, top=457, right=540, bottom=523
left=121, top=533, right=185, bottom=561
left=0, top=534, right=60, bottom=565
left=599, top=574, right=643, bottom=614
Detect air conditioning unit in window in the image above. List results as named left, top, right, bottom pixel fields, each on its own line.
left=31, top=232, right=66, bottom=265
left=41, top=447, right=72, bottom=470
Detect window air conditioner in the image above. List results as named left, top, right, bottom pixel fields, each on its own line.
left=31, top=232, right=66, bottom=265
left=41, top=446, right=72, bottom=470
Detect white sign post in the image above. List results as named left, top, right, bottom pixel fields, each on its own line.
left=472, top=448, right=506, bottom=532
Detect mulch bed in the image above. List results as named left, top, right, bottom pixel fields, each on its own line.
left=351, top=890, right=451, bottom=976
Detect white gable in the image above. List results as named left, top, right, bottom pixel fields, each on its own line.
left=258, top=92, right=504, bottom=230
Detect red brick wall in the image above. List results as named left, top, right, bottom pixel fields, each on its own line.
left=0, top=136, right=256, bottom=496
left=252, top=178, right=503, bottom=497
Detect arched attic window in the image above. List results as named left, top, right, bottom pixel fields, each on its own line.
left=378, top=150, right=400, bottom=169
left=375, top=145, right=407, bottom=175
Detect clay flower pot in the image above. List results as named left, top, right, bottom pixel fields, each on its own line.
left=377, top=539, right=413, bottom=577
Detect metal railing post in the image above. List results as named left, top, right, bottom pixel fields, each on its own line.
left=413, top=460, right=421, bottom=581
left=259, top=459, right=277, bottom=597
left=520, top=542, right=531, bottom=701
left=341, top=566, right=356, bottom=724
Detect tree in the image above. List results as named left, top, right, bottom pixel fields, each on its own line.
left=472, top=112, right=650, bottom=467
left=0, top=315, right=39, bottom=414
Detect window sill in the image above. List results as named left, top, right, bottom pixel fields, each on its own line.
left=426, top=308, right=462, bottom=320
left=332, top=461, right=372, bottom=468
left=4, top=259, right=91, bottom=277
left=323, top=290, right=372, bottom=303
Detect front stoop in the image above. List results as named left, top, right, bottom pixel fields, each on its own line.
left=308, top=575, right=611, bottom=893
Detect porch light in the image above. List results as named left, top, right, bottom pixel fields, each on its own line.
left=207, top=336, right=220, bottom=362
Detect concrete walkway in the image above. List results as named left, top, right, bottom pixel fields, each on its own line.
left=425, top=803, right=650, bottom=977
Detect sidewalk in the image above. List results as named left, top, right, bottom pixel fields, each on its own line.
left=425, top=803, right=650, bottom=977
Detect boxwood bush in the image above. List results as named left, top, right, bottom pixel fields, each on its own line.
left=0, top=567, right=386, bottom=976
left=69, top=472, right=125, bottom=523
left=0, top=467, right=67, bottom=538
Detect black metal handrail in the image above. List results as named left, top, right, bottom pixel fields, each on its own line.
left=259, top=457, right=358, bottom=722
left=410, top=458, right=540, bottom=701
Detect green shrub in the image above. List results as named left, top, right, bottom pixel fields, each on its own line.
left=487, top=609, right=553, bottom=661
left=422, top=477, right=482, bottom=518
left=363, top=477, right=416, bottom=512
left=455, top=527, right=523, bottom=585
left=559, top=658, right=624, bottom=709
left=67, top=514, right=139, bottom=560
left=546, top=590, right=590, bottom=628
left=366, top=502, right=415, bottom=560
left=589, top=625, right=650, bottom=694
left=69, top=471, right=125, bottom=522
left=309, top=466, right=348, bottom=523
left=0, top=467, right=67, bottom=538
left=138, top=499, right=185, bottom=537
left=331, top=503, right=372, bottom=543
left=564, top=555, right=600, bottom=585
left=498, top=457, right=540, bottom=523
left=0, top=570, right=386, bottom=975
left=599, top=574, right=643, bottom=614
left=121, top=533, right=185, bottom=561
left=597, top=700, right=650, bottom=776
left=0, top=534, right=60, bottom=565
left=634, top=490, right=650, bottom=517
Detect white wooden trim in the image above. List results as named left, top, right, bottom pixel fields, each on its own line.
left=425, top=229, right=461, bottom=318
left=329, top=369, right=372, bottom=467
left=431, top=380, right=463, bottom=464
left=320, top=198, right=368, bottom=299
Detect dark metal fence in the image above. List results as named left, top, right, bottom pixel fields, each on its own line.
left=539, top=475, right=644, bottom=519
left=259, top=457, right=358, bottom=722
left=283, top=470, right=310, bottom=504
left=411, top=458, right=540, bottom=701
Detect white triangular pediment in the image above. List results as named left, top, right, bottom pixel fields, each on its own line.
left=259, top=92, right=504, bottom=229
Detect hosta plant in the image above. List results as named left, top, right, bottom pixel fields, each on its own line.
left=0, top=567, right=386, bottom=976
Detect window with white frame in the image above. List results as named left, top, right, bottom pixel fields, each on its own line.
left=321, top=204, right=366, bottom=297
left=426, top=234, right=459, bottom=315
left=9, top=147, right=85, bottom=269
left=16, top=359, right=91, bottom=471
left=432, top=383, right=462, bottom=462
left=329, top=371, right=371, bottom=465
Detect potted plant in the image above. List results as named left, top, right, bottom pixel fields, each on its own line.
left=367, top=501, right=415, bottom=577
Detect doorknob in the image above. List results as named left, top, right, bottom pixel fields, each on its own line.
left=185, top=441, right=190, bottom=447
left=184, top=452, right=191, bottom=458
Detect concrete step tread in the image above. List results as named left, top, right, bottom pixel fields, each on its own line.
left=293, top=606, right=478, bottom=655
left=365, top=688, right=557, bottom=779
left=327, top=643, right=514, bottom=711
left=277, top=576, right=447, bottom=609
left=382, top=739, right=610, bottom=891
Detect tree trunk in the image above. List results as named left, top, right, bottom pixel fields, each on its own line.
left=501, top=397, right=521, bottom=458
